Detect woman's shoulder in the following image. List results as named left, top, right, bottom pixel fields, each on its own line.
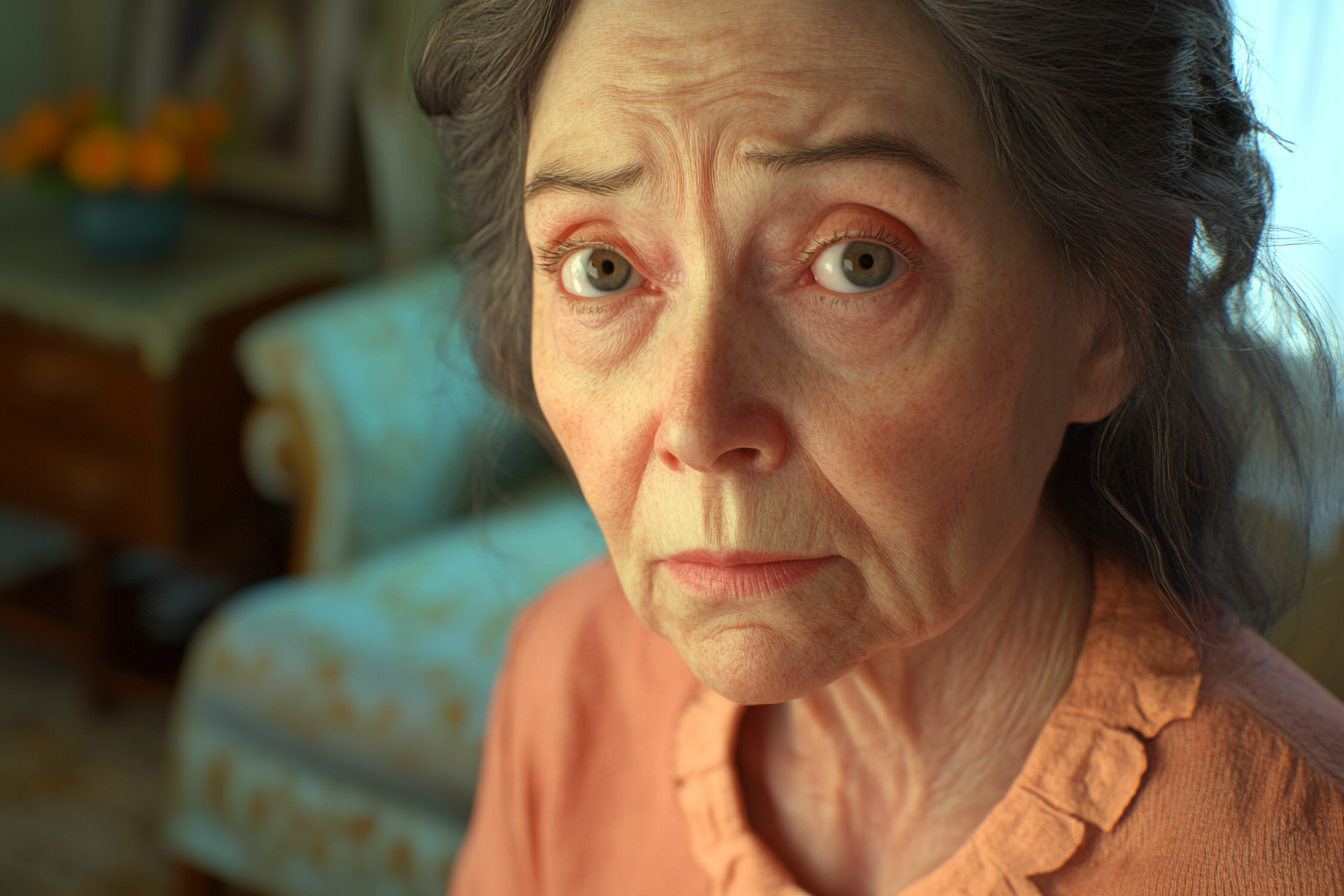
left=1107, top=625, right=1344, bottom=887
left=1091, top=622, right=1344, bottom=886
left=1195, top=623, right=1344, bottom=789
left=501, top=555, right=701, bottom=729
left=469, top=557, right=709, bottom=893
left=1087, top=558, right=1343, bottom=793
left=1036, top=567, right=1344, bottom=893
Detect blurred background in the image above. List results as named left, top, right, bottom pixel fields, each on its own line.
left=0, top=1, right=1338, bottom=895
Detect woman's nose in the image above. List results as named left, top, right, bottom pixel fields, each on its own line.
left=652, top=325, right=789, bottom=475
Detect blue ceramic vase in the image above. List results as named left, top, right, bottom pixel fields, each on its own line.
left=67, top=189, right=188, bottom=262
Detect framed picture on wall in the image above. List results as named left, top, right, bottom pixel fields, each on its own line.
left=125, top=0, right=362, bottom=216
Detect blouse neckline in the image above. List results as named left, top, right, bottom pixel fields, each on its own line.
left=670, top=557, right=1203, bottom=896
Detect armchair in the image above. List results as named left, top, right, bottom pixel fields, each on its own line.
left=165, top=260, right=608, bottom=896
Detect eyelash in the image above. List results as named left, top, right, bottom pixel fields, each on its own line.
left=534, top=237, right=606, bottom=274
left=798, top=223, right=921, bottom=307
left=533, top=222, right=922, bottom=302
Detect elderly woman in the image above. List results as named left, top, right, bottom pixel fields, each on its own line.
left=415, top=0, right=1344, bottom=892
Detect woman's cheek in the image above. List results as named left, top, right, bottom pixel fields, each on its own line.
left=534, top=294, right=651, bottom=519
left=536, top=372, right=648, bottom=571
left=539, top=287, right=665, bottom=466
left=546, top=290, right=661, bottom=375
left=786, top=275, right=947, bottom=370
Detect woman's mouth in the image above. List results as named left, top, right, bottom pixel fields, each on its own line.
left=662, top=551, right=838, bottom=598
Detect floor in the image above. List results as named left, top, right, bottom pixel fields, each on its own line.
left=0, top=502, right=271, bottom=896
left=0, top=633, right=174, bottom=896
left=0, top=634, right=274, bottom=896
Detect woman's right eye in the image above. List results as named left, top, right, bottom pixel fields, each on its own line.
left=561, top=247, right=645, bottom=298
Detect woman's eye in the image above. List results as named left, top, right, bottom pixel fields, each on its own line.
left=561, top=247, right=645, bottom=297
left=811, top=240, right=906, bottom=294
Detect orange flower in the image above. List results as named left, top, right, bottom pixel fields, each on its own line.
left=130, top=130, right=184, bottom=194
left=13, top=101, right=67, bottom=164
left=64, top=123, right=131, bottom=193
left=182, top=140, right=216, bottom=189
left=193, top=101, right=231, bottom=144
left=150, top=98, right=194, bottom=142
left=1, top=128, right=32, bottom=178
left=63, top=88, right=100, bottom=127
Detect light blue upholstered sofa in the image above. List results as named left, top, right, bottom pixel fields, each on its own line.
left=165, top=260, right=609, bottom=896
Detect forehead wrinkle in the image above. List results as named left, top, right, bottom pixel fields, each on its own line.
left=533, top=0, right=967, bottom=173
left=587, top=60, right=899, bottom=126
left=531, top=82, right=779, bottom=230
left=629, top=94, right=785, bottom=283
left=528, top=0, right=975, bottom=267
left=596, top=0, right=918, bottom=94
left=569, top=103, right=693, bottom=223
left=535, top=62, right=944, bottom=189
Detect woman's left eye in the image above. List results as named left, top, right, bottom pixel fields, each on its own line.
left=811, top=240, right=907, bottom=294
left=561, top=247, right=645, bottom=297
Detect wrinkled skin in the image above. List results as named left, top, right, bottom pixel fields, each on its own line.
left=525, top=0, right=1130, bottom=892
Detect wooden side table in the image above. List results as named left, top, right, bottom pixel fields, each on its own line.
left=0, top=205, right=373, bottom=704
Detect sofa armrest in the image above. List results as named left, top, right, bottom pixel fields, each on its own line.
left=237, top=259, right=550, bottom=573
left=243, top=399, right=302, bottom=505
left=242, top=398, right=325, bottom=575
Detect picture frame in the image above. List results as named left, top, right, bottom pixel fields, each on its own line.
left=124, top=0, right=362, bottom=217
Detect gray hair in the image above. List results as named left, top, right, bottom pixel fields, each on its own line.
left=415, top=0, right=1338, bottom=637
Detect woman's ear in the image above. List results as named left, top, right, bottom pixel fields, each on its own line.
left=1069, top=289, right=1133, bottom=425
left=1069, top=219, right=1195, bottom=424
left=1070, top=219, right=1194, bottom=424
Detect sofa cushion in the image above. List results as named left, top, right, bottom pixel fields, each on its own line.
left=168, top=707, right=468, bottom=896
left=177, top=475, right=608, bottom=811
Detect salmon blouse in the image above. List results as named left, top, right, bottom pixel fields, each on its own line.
left=448, top=556, right=1344, bottom=895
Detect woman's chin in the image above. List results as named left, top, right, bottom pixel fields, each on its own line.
left=674, top=624, right=863, bottom=705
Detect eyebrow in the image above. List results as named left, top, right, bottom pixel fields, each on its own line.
left=744, top=132, right=960, bottom=188
left=522, top=132, right=959, bottom=203
left=523, top=163, right=645, bottom=203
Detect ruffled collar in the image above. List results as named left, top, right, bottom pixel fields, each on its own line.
left=671, top=557, right=1202, bottom=896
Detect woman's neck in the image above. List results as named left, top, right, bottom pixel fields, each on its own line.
left=737, top=511, right=1095, bottom=896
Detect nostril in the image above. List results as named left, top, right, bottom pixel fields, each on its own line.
left=721, top=446, right=762, bottom=469
left=654, top=401, right=788, bottom=474
left=657, top=445, right=683, bottom=472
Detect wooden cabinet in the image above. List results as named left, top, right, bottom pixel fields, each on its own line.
left=0, top=206, right=371, bottom=703
left=0, top=316, right=175, bottom=543
left=0, top=290, right=322, bottom=547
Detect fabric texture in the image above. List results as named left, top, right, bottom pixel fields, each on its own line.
left=166, top=476, right=609, bottom=896
left=237, top=258, right=548, bottom=573
left=450, top=556, right=1344, bottom=895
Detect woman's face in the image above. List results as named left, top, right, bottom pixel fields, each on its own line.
left=526, top=0, right=1125, bottom=704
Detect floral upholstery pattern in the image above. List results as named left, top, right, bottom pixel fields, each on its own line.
left=168, top=475, right=609, bottom=896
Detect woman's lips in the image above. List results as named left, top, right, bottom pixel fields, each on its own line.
left=662, top=552, right=837, bottom=598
